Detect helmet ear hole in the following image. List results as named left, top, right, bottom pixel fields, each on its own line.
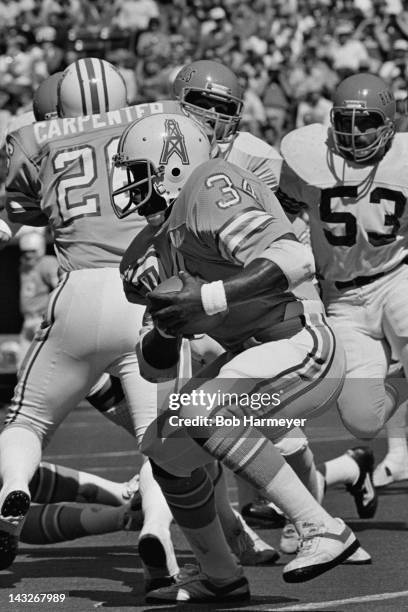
left=111, top=113, right=211, bottom=219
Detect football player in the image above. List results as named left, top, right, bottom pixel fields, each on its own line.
left=0, top=62, right=275, bottom=585
left=115, top=112, right=360, bottom=603
left=278, top=74, right=408, bottom=495
left=172, top=59, right=282, bottom=192
left=172, top=59, right=324, bottom=526
left=172, top=60, right=376, bottom=544
left=0, top=58, right=182, bottom=585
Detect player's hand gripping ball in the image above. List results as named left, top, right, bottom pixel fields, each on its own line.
left=148, top=272, right=227, bottom=337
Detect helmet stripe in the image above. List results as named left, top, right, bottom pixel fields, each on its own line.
left=74, top=60, right=87, bottom=116
left=84, top=58, right=100, bottom=114
left=100, top=60, right=109, bottom=112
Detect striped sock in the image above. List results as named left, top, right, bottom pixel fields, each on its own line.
left=151, top=461, right=239, bottom=578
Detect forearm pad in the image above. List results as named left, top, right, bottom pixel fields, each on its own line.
left=136, top=327, right=181, bottom=383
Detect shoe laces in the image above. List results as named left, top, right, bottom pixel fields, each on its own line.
left=296, top=522, right=323, bottom=555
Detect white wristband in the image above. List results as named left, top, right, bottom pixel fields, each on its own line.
left=201, top=281, right=228, bottom=316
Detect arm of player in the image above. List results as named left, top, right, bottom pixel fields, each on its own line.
left=136, top=309, right=182, bottom=382
left=276, top=160, right=309, bottom=222
left=150, top=234, right=315, bottom=335
left=5, top=134, right=48, bottom=227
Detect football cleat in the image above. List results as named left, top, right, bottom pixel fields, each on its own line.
left=346, top=447, right=378, bottom=518
left=229, top=512, right=279, bottom=565
left=280, top=522, right=299, bottom=555
left=344, top=546, right=372, bottom=565
left=241, top=500, right=286, bottom=528
left=283, top=518, right=359, bottom=583
left=373, top=458, right=408, bottom=487
left=139, top=531, right=179, bottom=593
left=0, top=490, right=31, bottom=570
left=145, top=566, right=250, bottom=603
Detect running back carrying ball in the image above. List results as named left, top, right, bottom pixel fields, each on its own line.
left=148, top=275, right=227, bottom=337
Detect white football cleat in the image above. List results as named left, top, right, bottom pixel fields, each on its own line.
left=280, top=522, right=299, bottom=555
left=373, top=459, right=408, bottom=487
left=343, top=546, right=372, bottom=565
left=283, top=518, right=359, bottom=583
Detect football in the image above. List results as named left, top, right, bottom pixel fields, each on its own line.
left=149, top=275, right=227, bottom=335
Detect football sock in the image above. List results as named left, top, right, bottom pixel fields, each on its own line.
left=151, top=461, right=239, bottom=579
left=235, top=477, right=259, bottom=510
left=20, top=503, right=127, bottom=544
left=139, top=459, right=179, bottom=578
left=193, top=414, right=337, bottom=529
left=284, top=444, right=320, bottom=501
left=384, top=402, right=408, bottom=463
left=0, top=426, right=41, bottom=507
left=207, top=462, right=242, bottom=538
left=320, top=453, right=360, bottom=487
left=29, top=462, right=127, bottom=506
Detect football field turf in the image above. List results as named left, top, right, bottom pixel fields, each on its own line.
left=0, top=405, right=407, bottom=612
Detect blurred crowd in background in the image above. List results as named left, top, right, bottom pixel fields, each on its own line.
left=1, top=0, right=408, bottom=145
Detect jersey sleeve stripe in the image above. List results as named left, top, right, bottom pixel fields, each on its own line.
left=218, top=212, right=276, bottom=262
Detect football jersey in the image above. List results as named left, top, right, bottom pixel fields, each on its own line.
left=279, top=124, right=408, bottom=282
left=218, top=131, right=282, bottom=192
left=6, top=100, right=181, bottom=273
left=121, top=158, right=321, bottom=351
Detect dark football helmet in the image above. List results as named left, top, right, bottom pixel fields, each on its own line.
left=330, top=73, right=396, bottom=162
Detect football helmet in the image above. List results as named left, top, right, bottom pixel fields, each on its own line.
left=172, top=60, right=243, bottom=142
left=111, top=113, right=211, bottom=220
left=33, top=72, right=63, bottom=121
left=330, top=73, right=396, bottom=162
left=57, top=58, right=128, bottom=118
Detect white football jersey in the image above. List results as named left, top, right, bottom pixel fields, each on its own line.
left=280, top=124, right=408, bottom=282
left=219, top=131, right=282, bottom=192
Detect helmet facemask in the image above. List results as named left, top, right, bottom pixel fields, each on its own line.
left=181, top=87, right=242, bottom=144
left=110, top=158, right=167, bottom=220
left=331, top=107, right=395, bottom=163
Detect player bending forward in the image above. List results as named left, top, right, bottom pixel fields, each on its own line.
left=115, top=112, right=360, bottom=603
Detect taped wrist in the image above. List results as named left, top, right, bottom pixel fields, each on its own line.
left=200, top=281, right=228, bottom=316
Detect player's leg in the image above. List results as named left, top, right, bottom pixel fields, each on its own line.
left=110, top=353, right=179, bottom=591
left=0, top=272, right=113, bottom=569
left=143, top=315, right=359, bottom=601
left=379, top=272, right=408, bottom=484
left=20, top=499, right=142, bottom=545
left=29, top=461, right=139, bottom=507
left=374, top=400, right=408, bottom=486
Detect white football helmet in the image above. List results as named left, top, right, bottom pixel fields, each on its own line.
left=111, top=113, right=211, bottom=219
left=57, top=57, right=128, bottom=118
